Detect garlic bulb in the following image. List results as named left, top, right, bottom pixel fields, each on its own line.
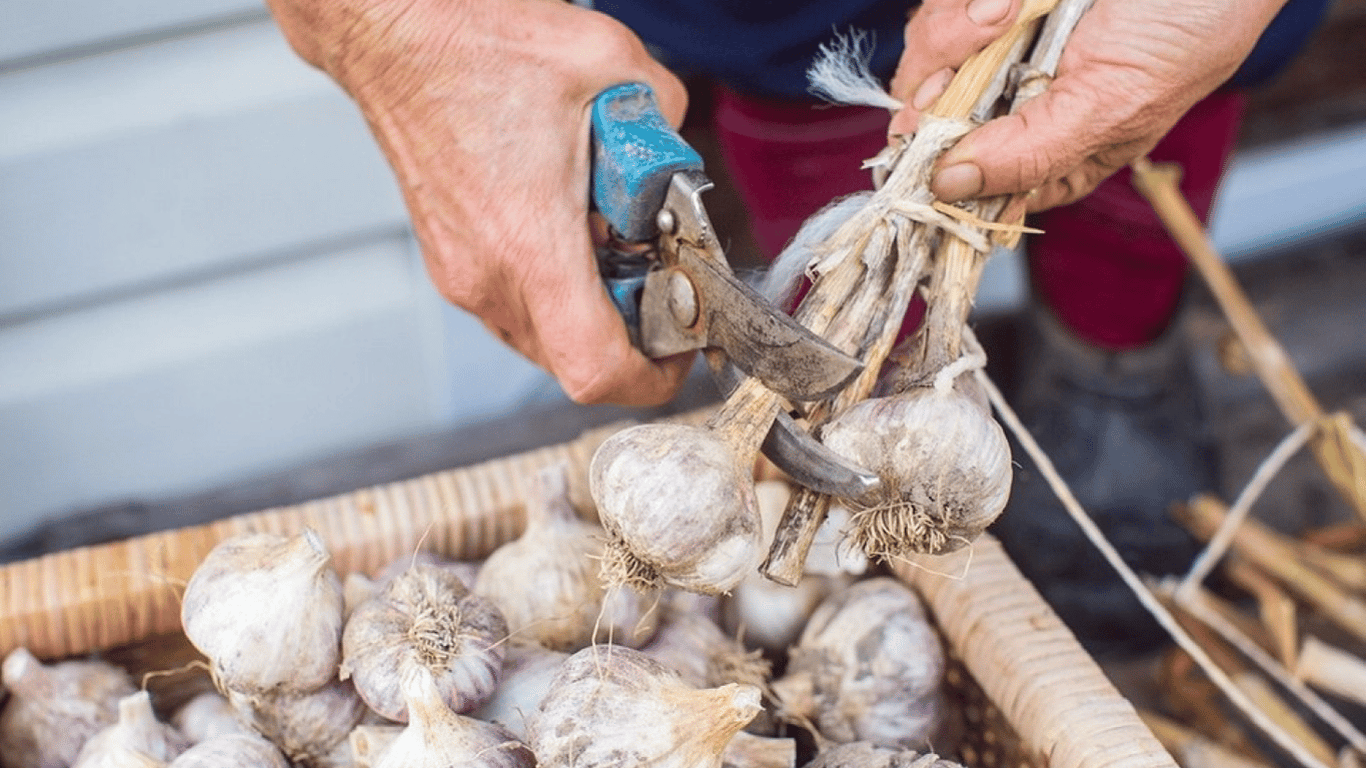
left=342, top=562, right=506, bottom=722
left=377, top=552, right=480, bottom=589
left=73, top=691, right=189, bottom=768
left=0, top=647, right=137, bottom=768
left=530, top=645, right=761, bottom=768
left=803, top=742, right=966, bottom=768
left=721, top=573, right=850, bottom=657
left=468, top=642, right=568, bottom=741
left=227, top=677, right=368, bottom=766
left=642, top=609, right=769, bottom=692
left=722, top=732, right=796, bottom=768
left=591, top=423, right=764, bottom=595
left=475, top=463, right=658, bottom=651
left=181, top=529, right=344, bottom=693
left=168, top=733, right=288, bottom=768
left=772, top=577, right=945, bottom=750
left=172, top=692, right=249, bottom=743
left=375, top=668, right=534, bottom=768
left=821, top=375, right=1010, bottom=557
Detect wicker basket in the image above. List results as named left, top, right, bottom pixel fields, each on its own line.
left=0, top=419, right=1175, bottom=768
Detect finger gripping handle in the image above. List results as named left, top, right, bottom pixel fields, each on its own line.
left=590, top=82, right=702, bottom=241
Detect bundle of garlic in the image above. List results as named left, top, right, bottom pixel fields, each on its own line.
left=475, top=462, right=658, bottom=650
left=374, top=667, right=534, bottom=768
left=71, top=691, right=190, bottom=768
left=0, top=647, right=137, bottom=768
left=771, top=577, right=946, bottom=750
left=180, top=528, right=364, bottom=765
left=343, top=561, right=507, bottom=722
left=530, top=645, right=762, bottom=768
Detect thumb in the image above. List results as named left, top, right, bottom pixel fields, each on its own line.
left=929, top=81, right=1103, bottom=203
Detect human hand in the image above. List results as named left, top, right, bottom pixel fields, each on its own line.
left=264, top=0, right=694, bottom=405
left=888, top=0, right=1285, bottom=211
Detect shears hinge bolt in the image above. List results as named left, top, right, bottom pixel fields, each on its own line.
left=656, top=208, right=677, bottom=235
left=667, top=270, right=699, bottom=329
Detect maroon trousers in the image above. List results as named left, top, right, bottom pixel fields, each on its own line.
left=711, top=86, right=1247, bottom=349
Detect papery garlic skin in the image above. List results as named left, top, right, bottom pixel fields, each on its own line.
left=171, top=692, right=250, bottom=743
left=530, top=646, right=761, bottom=768
left=72, top=691, right=189, bottom=768
left=167, top=733, right=288, bottom=768
left=228, top=677, right=368, bottom=767
left=348, top=725, right=403, bottom=768
left=181, top=529, right=344, bottom=694
left=720, top=732, right=796, bottom=768
left=469, top=643, right=568, bottom=742
left=0, top=648, right=137, bottom=768
left=822, top=377, right=1011, bottom=557
left=376, top=669, right=534, bottom=768
left=342, top=563, right=506, bottom=722
left=772, top=577, right=946, bottom=750
left=475, top=463, right=658, bottom=651
left=591, top=423, right=763, bottom=595
left=803, top=742, right=966, bottom=768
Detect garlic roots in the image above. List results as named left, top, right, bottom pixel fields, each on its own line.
left=342, top=562, right=507, bottom=722
left=475, top=462, right=658, bottom=651
left=375, top=668, right=534, bottom=768
left=72, top=691, right=189, bottom=768
left=530, top=645, right=761, bottom=768
left=181, top=529, right=344, bottom=694
left=821, top=375, right=1010, bottom=557
left=591, top=423, right=764, bottom=595
left=772, top=577, right=945, bottom=750
left=0, top=647, right=137, bottom=768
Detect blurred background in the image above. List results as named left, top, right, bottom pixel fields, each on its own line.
left=2, top=0, right=1365, bottom=561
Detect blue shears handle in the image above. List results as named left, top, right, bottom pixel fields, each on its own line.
left=589, top=82, right=703, bottom=338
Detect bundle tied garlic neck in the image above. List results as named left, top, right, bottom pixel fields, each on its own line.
left=764, top=35, right=1015, bottom=560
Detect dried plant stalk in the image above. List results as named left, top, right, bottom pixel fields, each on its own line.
left=1132, top=158, right=1366, bottom=522
left=1298, top=636, right=1366, bottom=709
left=1139, top=710, right=1274, bottom=768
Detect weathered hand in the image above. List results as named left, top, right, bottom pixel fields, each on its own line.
left=889, top=0, right=1286, bottom=211
left=265, top=0, right=694, bottom=405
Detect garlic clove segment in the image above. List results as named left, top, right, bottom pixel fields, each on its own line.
left=0, top=647, right=138, bottom=768
left=475, top=462, right=658, bottom=651
left=376, top=667, right=535, bottom=768
left=181, top=529, right=344, bottom=694
left=168, top=732, right=289, bottom=768
left=591, top=423, right=763, bottom=595
left=530, top=645, right=762, bottom=768
left=771, top=577, right=946, bottom=750
left=342, top=562, right=507, bottom=722
left=821, top=376, right=1011, bottom=557
left=73, top=691, right=190, bottom=768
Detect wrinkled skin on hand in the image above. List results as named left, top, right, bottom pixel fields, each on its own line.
left=265, top=0, right=694, bottom=405
left=889, top=0, right=1287, bottom=211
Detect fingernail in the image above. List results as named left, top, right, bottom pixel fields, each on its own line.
left=934, top=163, right=984, bottom=201
left=967, top=0, right=1012, bottom=26
left=912, top=68, right=954, bottom=111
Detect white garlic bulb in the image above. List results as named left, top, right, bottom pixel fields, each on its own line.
left=0, top=647, right=137, bottom=768
left=771, top=577, right=946, bottom=750
left=722, top=572, right=850, bottom=657
left=171, top=692, right=249, bottom=743
left=821, top=376, right=1011, bottom=557
left=72, top=691, right=189, bottom=768
left=375, top=668, right=535, bottom=768
left=475, top=463, right=658, bottom=651
left=641, top=609, right=769, bottom=692
left=228, top=677, right=368, bottom=766
left=468, top=642, right=568, bottom=742
left=591, top=423, right=764, bottom=595
left=167, top=733, right=288, bottom=768
left=342, top=562, right=506, bottom=722
left=181, top=529, right=344, bottom=694
left=530, top=645, right=761, bottom=768
left=803, top=742, right=966, bottom=768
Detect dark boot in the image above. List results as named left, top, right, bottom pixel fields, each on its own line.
left=989, top=306, right=1216, bottom=656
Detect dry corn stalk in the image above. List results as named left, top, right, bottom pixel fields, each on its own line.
left=1131, top=158, right=1366, bottom=523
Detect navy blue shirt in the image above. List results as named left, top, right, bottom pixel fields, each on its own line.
left=595, top=0, right=1333, bottom=99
